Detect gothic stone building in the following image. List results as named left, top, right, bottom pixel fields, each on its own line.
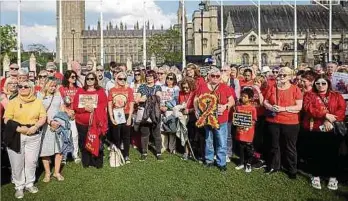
left=56, top=0, right=166, bottom=65
left=185, top=1, right=348, bottom=67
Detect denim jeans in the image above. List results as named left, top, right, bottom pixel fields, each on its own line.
left=204, top=123, right=228, bottom=167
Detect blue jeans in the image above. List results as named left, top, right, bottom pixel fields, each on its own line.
left=204, top=123, right=228, bottom=167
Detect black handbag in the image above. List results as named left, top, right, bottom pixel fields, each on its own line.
left=333, top=121, right=347, bottom=137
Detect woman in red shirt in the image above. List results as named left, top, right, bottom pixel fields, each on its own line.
left=263, top=67, right=303, bottom=178
left=73, top=72, right=107, bottom=168
left=185, top=63, right=205, bottom=92
left=108, top=72, right=134, bottom=163
left=302, top=75, right=346, bottom=191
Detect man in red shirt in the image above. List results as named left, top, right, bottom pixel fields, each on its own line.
left=1, top=63, right=19, bottom=92
left=194, top=67, right=235, bottom=171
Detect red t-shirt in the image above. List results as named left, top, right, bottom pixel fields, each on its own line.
left=239, top=79, right=254, bottom=89
left=34, top=85, right=42, bottom=93
left=108, top=87, right=134, bottom=114
left=55, top=72, right=64, bottom=81
left=264, top=85, right=303, bottom=125
left=178, top=91, right=195, bottom=109
left=196, top=83, right=233, bottom=124
left=235, top=104, right=257, bottom=143
left=195, top=77, right=206, bottom=92
left=59, top=86, right=79, bottom=109
left=1, top=77, right=6, bottom=92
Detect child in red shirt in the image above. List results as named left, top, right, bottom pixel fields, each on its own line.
left=234, top=87, right=257, bottom=173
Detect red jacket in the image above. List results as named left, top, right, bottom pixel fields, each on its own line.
left=303, top=91, right=346, bottom=131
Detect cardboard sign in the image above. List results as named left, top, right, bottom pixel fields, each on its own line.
left=78, top=94, right=98, bottom=108
left=232, top=112, right=252, bottom=127
left=332, top=72, right=348, bottom=94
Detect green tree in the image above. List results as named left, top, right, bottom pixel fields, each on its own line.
left=0, top=25, right=17, bottom=55
left=148, top=29, right=182, bottom=65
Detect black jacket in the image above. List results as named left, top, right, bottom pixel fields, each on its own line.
left=3, top=120, right=21, bottom=153
left=143, top=95, right=161, bottom=125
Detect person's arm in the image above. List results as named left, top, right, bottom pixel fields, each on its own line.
left=3, top=100, right=15, bottom=124
left=332, top=93, right=347, bottom=122
left=285, top=100, right=303, bottom=113
left=303, top=93, right=327, bottom=118
left=108, top=100, right=116, bottom=125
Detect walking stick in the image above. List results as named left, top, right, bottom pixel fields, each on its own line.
left=186, top=138, right=196, bottom=161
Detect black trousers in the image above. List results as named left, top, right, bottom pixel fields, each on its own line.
left=268, top=123, right=300, bottom=174
left=140, top=123, right=161, bottom=155
left=110, top=115, right=131, bottom=157
left=307, top=131, right=340, bottom=177
left=76, top=123, right=103, bottom=168
left=239, top=141, right=254, bottom=165
left=253, top=116, right=266, bottom=159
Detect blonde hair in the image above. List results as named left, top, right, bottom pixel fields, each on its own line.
left=42, top=80, right=59, bottom=98
left=3, top=77, right=18, bottom=95
left=115, top=72, right=128, bottom=88
left=279, top=67, right=294, bottom=76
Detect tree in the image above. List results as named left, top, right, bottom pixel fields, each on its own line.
left=27, top=43, right=49, bottom=55
left=148, top=29, right=182, bottom=65
left=0, top=25, right=17, bottom=55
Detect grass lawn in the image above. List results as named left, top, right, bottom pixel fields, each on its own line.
left=1, top=148, right=348, bottom=201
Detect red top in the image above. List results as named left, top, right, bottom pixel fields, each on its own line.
left=196, top=83, right=233, bottom=124
left=34, top=85, right=42, bottom=93
left=59, top=86, right=79, bottom=110
left=235, top=104, right=257, bottom=143
left=239, top=79, right=254, bottom=89
left=264, top=85, right=303, bottom=125
left=55, top=72, right=64, bottom=81
left=1, top=77, right=6, bottom=92
left=267, top=78, right=276, bottom=89
left=195, top=77, right=206, bottom=92
left=178, top=91, right=195, bottom=109
left=303, top=91, right=346, bottom=131
left=73, top=88, right=107, bottom=126
left=108, top=87, right=134, bottom=114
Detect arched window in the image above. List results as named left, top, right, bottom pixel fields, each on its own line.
left=318, top=43, right=325, bottom=51
left=282, top=43, right=290, bottom=51
left=249, top=35, right=256, bottom=44
left=261, top=53, right=268, bottom=65
left=242, top=53, right=250, bottom=65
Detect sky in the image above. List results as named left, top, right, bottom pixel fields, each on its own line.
left=0, top=0, right=314, bottom=51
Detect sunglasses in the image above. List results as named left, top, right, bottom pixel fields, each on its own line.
left=10, top=68, right=19, bottom=71
left=210, top=74, right=221, bottom=79
left=18, top=85, right=30, bottom=89
left=272, top=70, right=279, bottom=74
left=86, top=77, right=95, bottom=81
left=8, top=82, right=18, bottom=85
left=221, top=69, right=229, bottom=72
left=118, top=78, right=127, bottom=81
left=39, top=75, right=47, bottom=78
left=315, top=82, right=327, bottom=86
left=157, top=72, right=164, bottom=75
left=166, top=77, right=174, bottom=81
left=134, top=73, right=141, bottom=76
left=47, top=70, right=55, bottom=73
left=96, top=69, right=104, bottom=72
left=277, top=74, right=288, bottom=78
left=70, top=76, right=77, bottom=79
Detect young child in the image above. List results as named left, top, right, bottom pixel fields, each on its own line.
left=234, top=87, right=257, bottom=173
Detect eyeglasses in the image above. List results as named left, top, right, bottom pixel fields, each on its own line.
left=18, top=85, right=30, bottom=89
left=47, top=70, right=55, bottom=73
left=134, top=73, right=141, bottom=76
left=10, top=68, right=19, bottom=71
left=272, top=70, right=279, bottom=74
left=70, top=76, right=76, bottom=79
left=210, top=74, right=221, bottom=79
left=38, top=75, right=47, bottom=79
left=8, top=82, right=17, bottom=85
left=96, top=69, right=103, bottom=72
left=157, top=72, right=164, bottom=75
left=118, top=78, right=127, bottom=81
left=86, top=77, right=95, bottom=81
left=315, top=82, right=327, bottom=86
left=277, top=74, right=288, bottom=78
left=166, top=77, right=174, bottom=81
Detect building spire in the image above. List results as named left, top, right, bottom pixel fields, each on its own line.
left=225, top=12, right=234, bottom=34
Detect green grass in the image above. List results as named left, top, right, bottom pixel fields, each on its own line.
left=1, top=148, right=347, bottom=201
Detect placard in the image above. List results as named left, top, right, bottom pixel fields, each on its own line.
left=232, top=112, right=252, bottom=127
left=113, top=108, right=126, bottom=124
left=78, top=94, right=98, bottom=108
left=332, top=72, right=348, bottom=94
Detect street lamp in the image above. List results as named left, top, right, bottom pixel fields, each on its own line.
left=199, top=1, right=206, bottom=65
left=71, top=29, right=76, bottom=61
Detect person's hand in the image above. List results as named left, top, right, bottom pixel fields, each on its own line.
left=325, top=113, right=337, bottom=123
left=66, top=109, right=75, bottom=117
left=160, top=106, right=168, bottom=112
left=218, top=104, right=226, bottom=114
left=85, top=105, right=94, bottom=113
left=111, top=118, right=117, bottom=126
left=16, top=126, right=29, bottom=134
left=50, top=120, right=60, bottom=130
left=323, top=120, right=334, bottom=132
left=272, top=105, right=280, bottom=112
left=126, top=118, right=132, bottom=126
left=182, top=109, right=189, bottom=115
left=26, top=126, right=38, bottom=135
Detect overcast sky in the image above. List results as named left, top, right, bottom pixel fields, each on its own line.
left=0, top=0, right=313, bottom=51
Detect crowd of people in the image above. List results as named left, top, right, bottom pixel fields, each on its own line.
left=1, top=60, right=347, bottom=199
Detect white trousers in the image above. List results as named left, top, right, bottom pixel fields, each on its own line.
left=161, top=133, right=176, bottom=153
left=7, top=134, right=41, bottom=190
left=70, top=120, right=79, bottom=158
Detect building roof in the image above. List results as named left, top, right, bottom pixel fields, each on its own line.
left=81, top=29, right=167, bottom=38
left=217, top=5, right=348, bottom=34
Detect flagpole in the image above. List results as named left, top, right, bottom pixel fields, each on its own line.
left=182, top=0, right=186, bottom=69
left=100, top=0, right=104, bottom=67
left=294, top=0, right=297, bottom=69
left=258, top=0, right=261, bottom=70
left=17, top=0, right=21, bottom=67
left=220, top=0, right=224, bottom=67
left=329, top=0, right=332, bottom=61
left=59, top=0, right=63, bottom=73
left=143, top=0, right=147, bottom=67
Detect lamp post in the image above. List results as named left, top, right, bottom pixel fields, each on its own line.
left=71, top=29, right=76, bottom=61
left=199, top=1, right=206, bottom=65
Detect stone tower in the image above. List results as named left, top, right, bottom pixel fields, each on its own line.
left=225, top=12, right=236, bottom=65
left=177, top=0, right=187, bottom=26
left=56, top=0, right=85, bottom=63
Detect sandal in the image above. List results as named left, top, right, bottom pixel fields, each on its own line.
left=311, top=177, right=321, bottom=190
left=42, top=174, right=51, bottom=183
left=52, top=174, right=65, bottom=181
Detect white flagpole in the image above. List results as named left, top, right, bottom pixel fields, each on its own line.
left=221, top=0, right=224, bottom=67
left=17, top=0, right=21, bottom=67
left=182, top=0, right=186, bottom=69
left=100, top=0, right=104, bottom=67
left=329, top=0, right=332, bottom=61
left=143, top=0, right=147, bottom=67
left=59, top=0, right=63, bottom=73
left=258, top=0, right=262, bottom=70
left=294, top=0, right=297, bottom=69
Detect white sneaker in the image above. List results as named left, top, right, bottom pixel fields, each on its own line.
left=327, top=177, right=338, bottom=191
left=311, top=177, right=322, bottom=190
left=245, top=164, right=252, bottom=173
left=26, top=186, right=38, bottom=194
left=74, top=157, right=81, bottom=164
left=14, top=189, right=24, bottom=199
left=235, top=164, right=245, bottom=170
left=226, top=156, right=231, bottom=163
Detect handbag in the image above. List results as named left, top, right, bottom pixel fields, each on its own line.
left=109, top=145, right=125, bottom=168
left=135, top=87, right=157, bottom=124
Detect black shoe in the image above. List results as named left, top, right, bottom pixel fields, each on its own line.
left=218, top=166, right=227, bottom=172
left=265, top=168, right=278, bottom=175
left=288, top=173, right=297, bottom=180
left=156, top=154, right=164, bottom=161
left=139, top=154, right=147, bottom=161
left=252, top=160, right=267, bottom=170
left=204, top=163, right=214, bottom=168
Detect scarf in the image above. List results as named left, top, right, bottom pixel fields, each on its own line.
left=18, top=87, right=36, bottom=103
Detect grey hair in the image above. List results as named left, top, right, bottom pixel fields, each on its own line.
left=208, top=67, right=221, bottom=75
left=18, top=68, right=29, bottom=76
